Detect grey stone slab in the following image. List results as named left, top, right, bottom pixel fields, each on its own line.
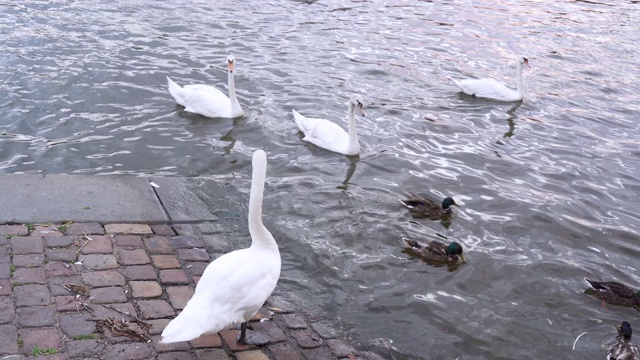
left=0, top=174, right=168, bottom=223
left=150, top=177, right=223, bottom=222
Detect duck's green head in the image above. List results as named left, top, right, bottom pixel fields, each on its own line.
left=446, top=242, right=463, bottom=256
left=621, top=321, right=632, bottom=339
left=636, top=290, right=640, bottom=299
left=442, top=197, right=457, bottom=210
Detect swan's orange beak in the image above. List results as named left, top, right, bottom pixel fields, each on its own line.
left=228, top=60, right=235, bottom=73
left=357, top=103, right=365, bottom=117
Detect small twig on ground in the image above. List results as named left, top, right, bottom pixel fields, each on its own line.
left=75, top=235, right=93, bottom=256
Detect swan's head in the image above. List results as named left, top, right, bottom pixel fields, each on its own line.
left=349, top=94, right=365, bottom=117
left=227, top=55, right=235, bottom=73
left=520, top=56, right=530, bottom=68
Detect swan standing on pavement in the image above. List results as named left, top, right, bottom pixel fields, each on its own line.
left=451, top=56, right=530, bottom=102
left=167, top=55, right=243, bottom=118
left=292, top=94, right=365, bottom=156
left=161, top=149, right=280, bottom=345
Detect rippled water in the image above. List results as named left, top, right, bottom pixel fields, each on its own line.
left=2, top=0, right=640, bottom=358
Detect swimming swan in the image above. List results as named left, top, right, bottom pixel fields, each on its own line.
left=161, top=149, right=280, bottom=344
left=451, top=56, right=530, bottom=102
left=292, top=94, right=365, bottom=156
left=167, top=55, right=243, bottom=118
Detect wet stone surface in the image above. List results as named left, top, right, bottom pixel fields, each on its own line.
left=0, top=222, right=372, bottom=359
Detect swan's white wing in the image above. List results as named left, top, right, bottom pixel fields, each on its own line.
left=177, top=84, right=233, bottom=118
left=161, top=248, right=280, bottom=343
left=454, top=78, right=520, bottom=101
left=293, top=110, right=350, bottom=154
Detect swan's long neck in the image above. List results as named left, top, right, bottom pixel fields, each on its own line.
left=346, top=102, right=359, bottom=151
left=228, top=71, right=241, bottom=114
left=248, top=156, right=277, bottom=251
left=516, top=61, right=524, bottom=98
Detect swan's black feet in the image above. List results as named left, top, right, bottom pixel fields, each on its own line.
left=236, top=322, right=270, bottom=345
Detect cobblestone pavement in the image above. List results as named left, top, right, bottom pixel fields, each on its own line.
left=0, top=223, right=386, bottom=360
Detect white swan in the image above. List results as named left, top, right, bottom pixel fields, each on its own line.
left=161, top=149, right=280, bottom=345
left=167, top=55, right=243, bottom=118
left=292, top=94, right=365, bottom=156
left=451, top=56, right=530, bottom=102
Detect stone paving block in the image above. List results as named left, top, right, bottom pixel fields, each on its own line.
left=152, top=335, right=191, bottom=352
left=190, top=333, right=223, bottom=348
left=124, top=265, right=157, bottom=280
left=48, top=276, right=82, bottom=295
left=31, top=225, right=63, bottom=237
left=78, top=254, right=118, bottom=270
left=267, top=296, right=295, bottom=313
left=80, top=235, right=113, bottom=254
left=66, top=222, right=105, bottom=235
left=172, top=235, right=204, bottom=249
left=311, top=321, right=339, bottom=339
left=196, top=222, right=225, bottom=234
left=0, top=262, right=8, bottom=279
left=130, top=281, right=162, bottom=298
left=12, top=267, right=46, bottom=284
left=82, top=270, right=125, bottom=287
left=44, top=261, right=78, bottom=277
left=66, top=339, right=105, bottom=358
left=219, top=330, right=255, bottom=352
left=202, top=234, right=231, bottom=254
left=152, top=255, right=181, bottom=269
left=143, top=236, right=173, bottom=254
left=14, top=284, right=50, bottom=306
left=301, top=346, right=332, bottom=360
left=55, top=295, right=78, bottom=312
left=326, top=339, right=358, bottom=357
left=105, top=224, right=152, bottom=235
left=184, top=262, right=208, bottom=277
left=21, top=327, right=61, bottom=355
left=251, top=307, right=272, bottom=321
left=106, top=343, right=152, bottom=360
left=0, top=278, right=11, bottom=295
left=236, top=350, right=270, bottom=360
left=138, top=299, right=174, bottom=319
left=118, top=248, right=150, bottom=265
left=0, top=225, right=29, bottom=236
left=177, top=248, right=209, bottom=262
left=173, top=224, right=200, bottom=236
left=269, top=342, right=303, bottom=360
left=360, top=351, right=387, bottom=360
left=158, top=352, right=195, bottom=360
left=193, top=275, right=201, bottom=285
left=166, top=286, right=194, bottom=310
left=0, top=324, right=19, bottom=354
left=90, top=287, right=127, bottom=303
left=59, top=312, right=96, bottom=337
left=251, top=321, right=286, bottom=343
left=115, top=235, right=143, bottom=247
left=291, top=329, right=323, bottom=349
left=0, top=296, right=15, bottom=324
left=283, top=314, right=307, bottom=329
left=151, top=224, right=175, bottom=236
left=17, top=305, right=55, bottom=327
left=11, top=236, right=44, bottom=254
left=147, top=319, right=170, bottom=335
left=12, top=254, right=45, bottom=267
left=159, top=269, right=189, bottom=285
left=195, top=348, right=230, bottom=360
left=45, top=235, right=78, bottom=247
left=92, top=302, right=137, bottom=321
left=45, top=248, right=77, bottom=262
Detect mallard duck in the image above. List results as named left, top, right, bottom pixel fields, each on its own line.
left=399, top=195, right=458, bottom=220
left=584, top=278, right=640, bottom=310
left=607, top=321, right=640, bottom=360
left=402, top=238, right=463, bottom=263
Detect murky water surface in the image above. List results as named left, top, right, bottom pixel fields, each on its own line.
left=2, top=0, right=640, bottom=358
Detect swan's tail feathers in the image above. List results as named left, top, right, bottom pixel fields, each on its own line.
left=292, top=109, right=307, bottom=133
left=161, top=315, right=202, bottom=343
left=167, top=76, right=182, bottom=103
